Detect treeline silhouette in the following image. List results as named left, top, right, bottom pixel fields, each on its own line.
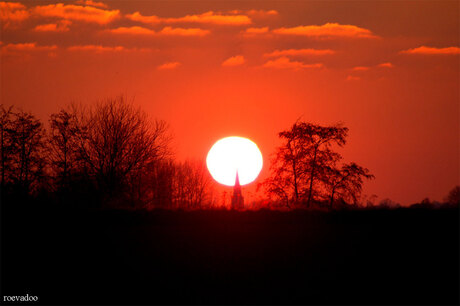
left=258, top=121, right=375, bottom=209
left=257, top=120, right=458, bottom=210
left=1, top=97, right=458, bottom=210
left=1, top=97, right=213, bottom=209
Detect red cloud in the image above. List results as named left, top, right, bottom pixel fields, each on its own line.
left=109, top=26, right=155, bottom=35
left=262, top=57, right=323, bottom=69
left=400, top=46, right=460, bottom=55
left=1, top=42, right=57, bottom=56
left=264, top=48, right=335, bottom=57
left=75, top=0, right=108, bottom=9
left=0, top=1, right=24, bottom=10
left=222, top=55, right=245, bottom=67
left=157, top=62, right=181, bottom=70
left=1, top=42, right=57, bottom=51
left=352, top=66, right=370, bottom=71
left=273, top=23, right=376, bottom=38
left=158, top=26, right=210, bottom=36
left=0, top=2, right=30, bottom=27
left=67, top=45, right=151, bottom=52
left=34, top=20, right=71, bottom=32
left=126, top=11, right=161, bottom=24
left=107, top=26, right=209, bottom=36
left=166, top=11, right=250, bottom=25
left=246, top=9, right=278, bottom=17
left=377, top=62, right=394, bottom=68
left=230, top=9, right=278, bottom=18
left=34, top=3, right=119, bottom=24
left=126, top=11, right=251, bottom=25
left=346, top=75, right=361, bottom=81
left=67, top=45, right=124, bottom=52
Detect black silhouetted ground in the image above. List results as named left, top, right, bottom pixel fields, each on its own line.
left=1, top=202, right=458, bottom=305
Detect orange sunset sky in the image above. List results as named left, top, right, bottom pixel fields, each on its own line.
left=1, top=0, right=459, bottom=205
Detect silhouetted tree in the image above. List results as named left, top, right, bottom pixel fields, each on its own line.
left=5, top=109, right=46, bottom=194
left=48, top=108, right=80, bottom=190
left=291, top=122, right=348, bottom=206
left=1, top=105, right=13, bottom=195
left=378, top=198, right=401, bottom=209
left=444, top=185, right=460, bottom=206
left=260, top=121, right=348, bottom=207
left=142, top=159, right=214, bottom=209
left=258, top=168, right=293, bottom=207
left=324, top=162, right=374, bottom=207
left=259, top=133, right=307, bottom=207
left=362, top=194, right=378, bottom=208
left=144, top=159, right=175, bottom=209
left=172, top=159, right=212, bottom=209
left=75, top=96, right=171, bottom=205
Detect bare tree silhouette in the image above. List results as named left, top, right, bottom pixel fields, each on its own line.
left=48, top=109, right=80, bottom=190
left=288, top=122, right=348, bottom=206
left=144, top=158, right=176, bottom=209
left=74, top=96, right=171, bottom=205
left=260, top=121, right=349, bottom=207
left=444, top=185, right=460, bottom=206
left=2, top=108, right=46, bottom=194
left=1, top=105, right=13, bottom=195
left=172, top=159, right=212, bottom=209
left=141, top=159, right=214, bottom=210
left=324, top=162, right=374, bottom=208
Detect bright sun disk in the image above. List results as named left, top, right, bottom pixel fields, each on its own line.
left=206, top=136, right=263, bottom=186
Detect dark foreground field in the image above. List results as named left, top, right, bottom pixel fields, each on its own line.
left=1, top=203, right=459, bottom=305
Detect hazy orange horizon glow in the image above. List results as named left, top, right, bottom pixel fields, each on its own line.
left=1, top=0, right=459, bottom=205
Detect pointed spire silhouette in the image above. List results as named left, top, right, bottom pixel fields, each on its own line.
left=234, top=170, right=241, bottom=190
left=231, top=170, right=244, bottom=210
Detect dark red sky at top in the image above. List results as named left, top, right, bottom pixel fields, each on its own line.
left=1, top=0, right=459, bottom=205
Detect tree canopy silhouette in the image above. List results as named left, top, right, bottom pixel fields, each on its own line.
left=48, top=108, right=81, bottom=191
left=324, top=162, right=374, bottom=207
left=74, top=97, right=171, bottom=203
left=0, top=106, right=46, bottom=195
left=444, top=185, right=460, bottom=207
left=1, top=105, right=13, bottom=194
left=260, top=120, right=373, bottom=208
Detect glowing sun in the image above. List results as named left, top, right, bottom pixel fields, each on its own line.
left=206, top=136, right=263, bottom=186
